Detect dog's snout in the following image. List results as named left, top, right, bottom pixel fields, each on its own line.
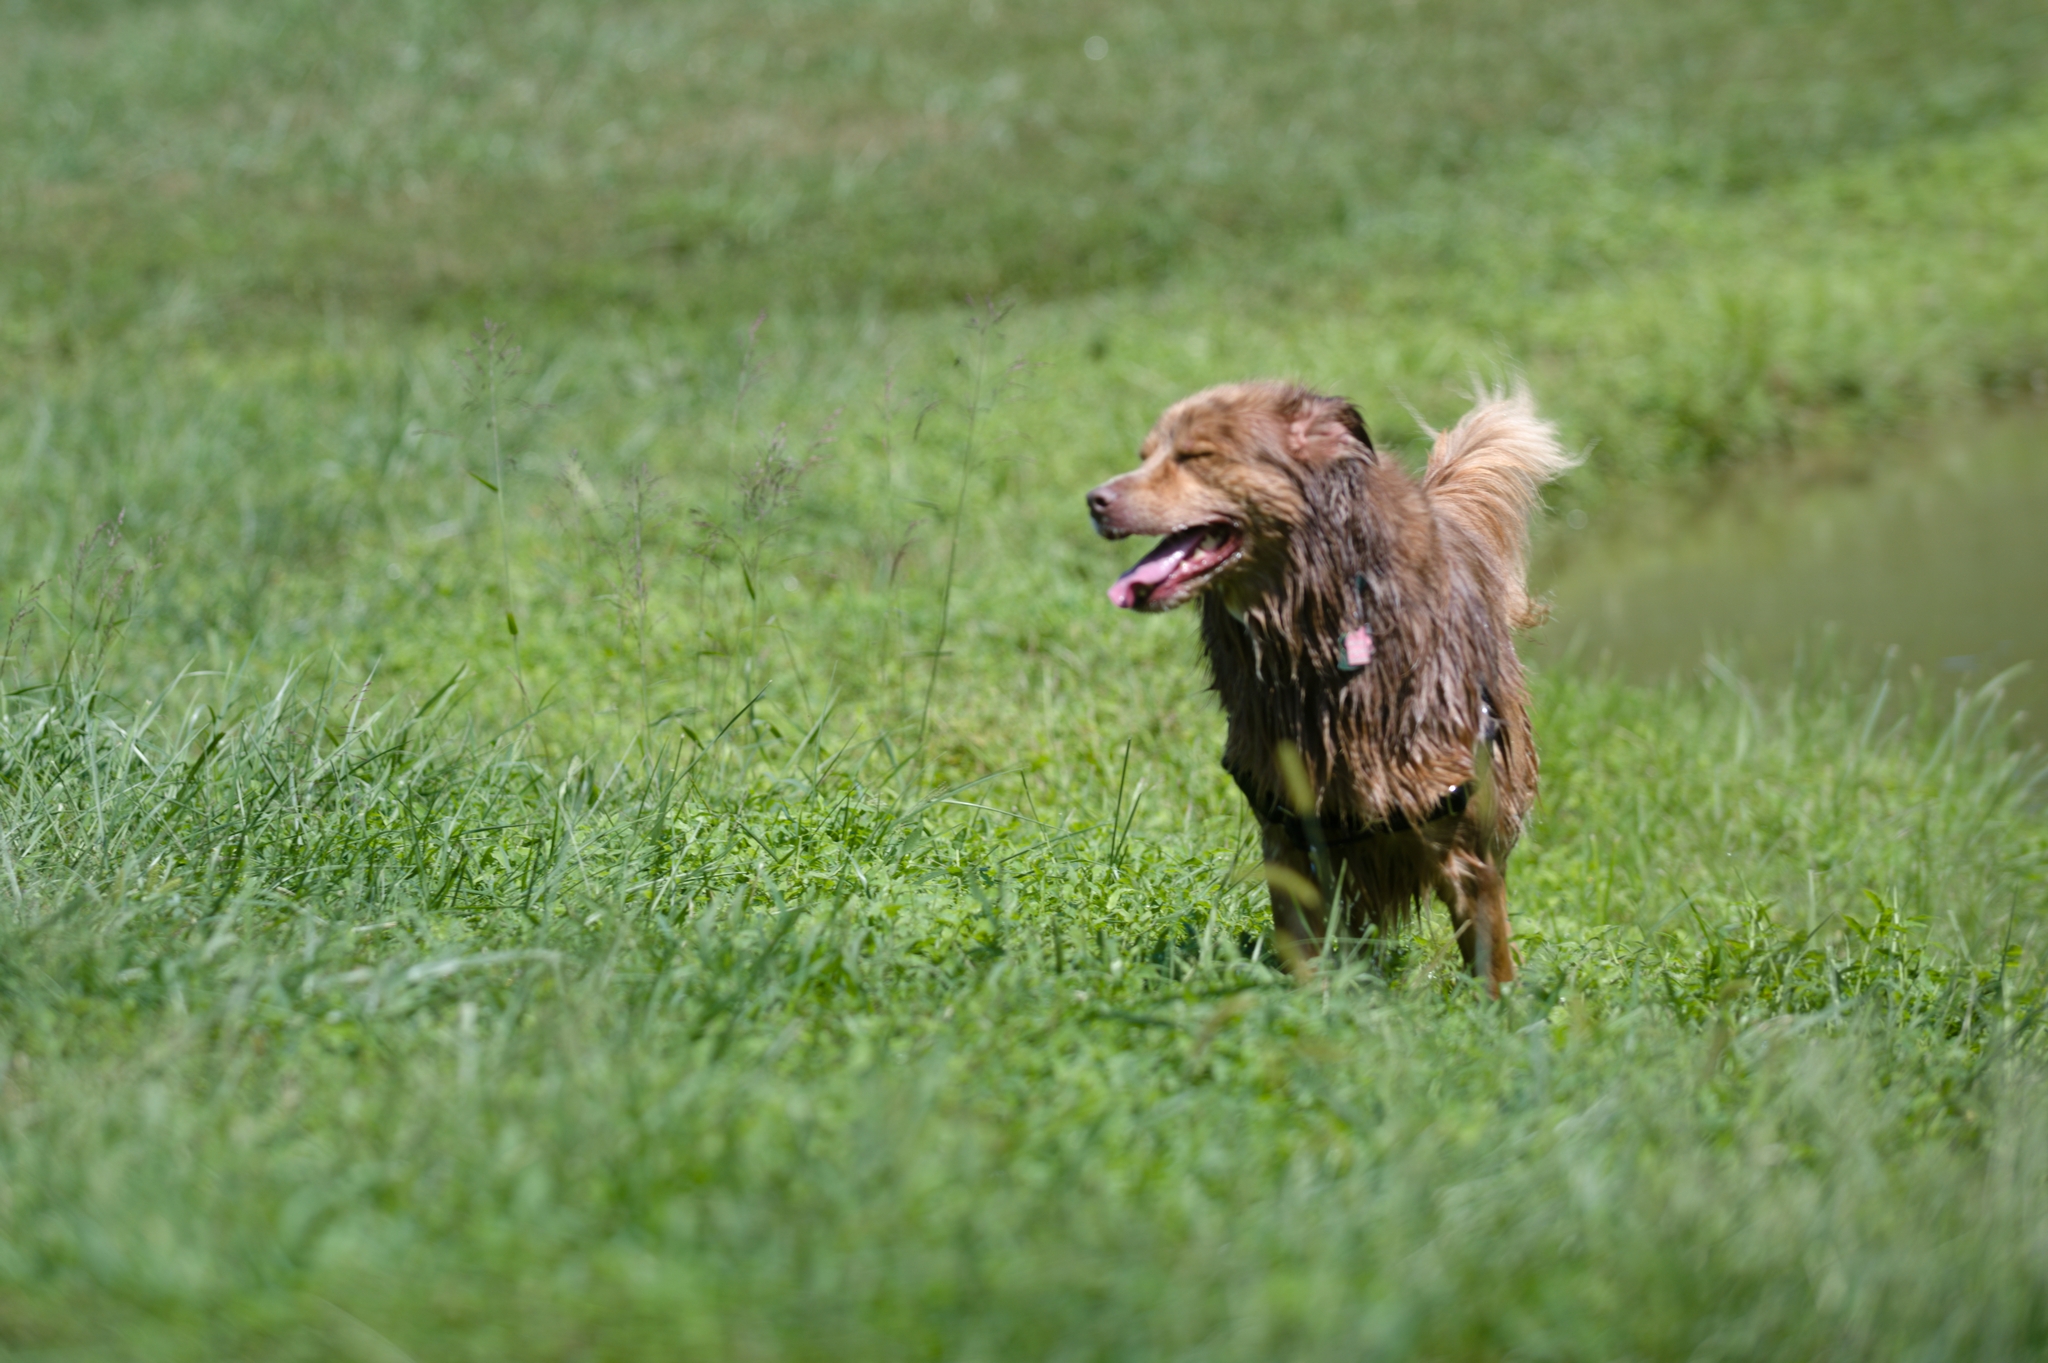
left=1087, top=483, right=1119, bottom=533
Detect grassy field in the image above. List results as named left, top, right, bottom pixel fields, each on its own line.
left=3, top=1, right=2048, bottom=1357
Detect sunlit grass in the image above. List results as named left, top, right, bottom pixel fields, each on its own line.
left=0, top=613, right=2042, bottom=1358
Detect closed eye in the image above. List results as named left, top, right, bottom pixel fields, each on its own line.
left=1175, top=448, right=1214, bottom=463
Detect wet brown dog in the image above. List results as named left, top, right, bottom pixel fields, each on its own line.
left=1087, top=382, right=1575, bottom=989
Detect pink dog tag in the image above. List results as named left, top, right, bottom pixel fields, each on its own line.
left=1342, top=626, right=1374, bottom=668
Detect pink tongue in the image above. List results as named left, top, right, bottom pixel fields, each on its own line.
left=1108, top=527, right=1206, bottom=609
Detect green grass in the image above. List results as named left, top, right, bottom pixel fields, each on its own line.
left=3, top=0, right=2047, bottom=1357
left=2, top=634, right=2044, bottom=1359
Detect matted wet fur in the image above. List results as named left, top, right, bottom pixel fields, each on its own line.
left=1086, top=381, right=1577, bottom=989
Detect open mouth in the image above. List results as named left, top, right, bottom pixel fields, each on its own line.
left=1108, top=522, right=1244, bottom=611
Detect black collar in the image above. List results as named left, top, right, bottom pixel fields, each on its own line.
left=1225, top=763, right=1469, bottom=847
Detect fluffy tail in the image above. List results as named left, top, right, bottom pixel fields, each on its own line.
left=1422, top=386, right=1579, bottom=629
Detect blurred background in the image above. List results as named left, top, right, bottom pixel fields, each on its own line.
left=6, top=0, right=2046, bottom=737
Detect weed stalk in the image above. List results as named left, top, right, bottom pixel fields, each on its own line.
left=461, top=320, right=531, bottom=709
left=918, top=299, right=1010, bottom=754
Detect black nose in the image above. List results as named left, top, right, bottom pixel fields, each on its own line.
left=1087, top=485, right=1117, bottom=526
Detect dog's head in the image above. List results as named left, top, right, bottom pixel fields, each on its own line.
left=1087, top=381, right=1373, bottom=612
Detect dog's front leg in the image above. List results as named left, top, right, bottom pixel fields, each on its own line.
left=1259, top=825, right=1326, bottom=979
left=1436, top=848, right=1515, bottom=993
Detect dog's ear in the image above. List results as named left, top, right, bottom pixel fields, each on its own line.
left=1285, top=394, right=1375, bottom=462
left=1327, top=399, right=1376, bottom=450
left=1333, top=402, right=1374, bottom=454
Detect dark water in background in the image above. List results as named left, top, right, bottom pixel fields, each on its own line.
left=1530, top=407, right=2048, bottom=743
